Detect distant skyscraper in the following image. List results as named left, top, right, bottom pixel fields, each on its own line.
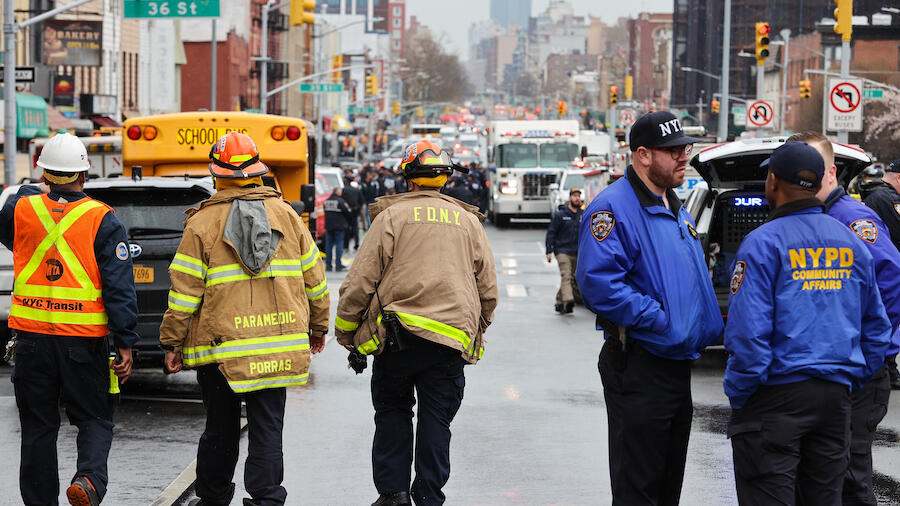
left=490, top=0, right=531, bottom=32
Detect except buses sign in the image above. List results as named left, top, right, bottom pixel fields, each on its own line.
left=124, top=0, right=220, bottom=18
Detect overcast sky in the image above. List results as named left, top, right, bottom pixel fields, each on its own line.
left=405, top=0, right=674, bottom=58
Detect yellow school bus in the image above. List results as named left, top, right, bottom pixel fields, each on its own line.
left=122, top=111, right=312, bottom=202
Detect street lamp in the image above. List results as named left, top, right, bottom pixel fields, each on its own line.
left=681, top=66, right=721, bottom=81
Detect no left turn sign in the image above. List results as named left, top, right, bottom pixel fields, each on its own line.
left=830, top=81, right=861, bottom=113
left=620, top=109, right=637, bottom=126
left=827, top=78, right=864, bottom=132
left=747, top=100, right=775, bottom=128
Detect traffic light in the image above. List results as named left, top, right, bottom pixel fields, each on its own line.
left=416, top=106, right=423, bottom=117
left=609, top=86, right=618, bottom=107
left=330, top=55, right=343, bottom=82
left=711, top=99, right=720, bottom=114
left=625, top=76, right=633, bottom=100
left=799, top=78, right=812, bottom=99
left=445, top=106, right=451, bottom=115
left=290, top=0, right=316, bottom=26
left=834, top=0, right=853, bottom=42
left=755, top=22, right=771, bottom=64
left=392, top=101, right=401, bottom=115
left=557, top=101, right=567, bottom=116
left=365, top=72, right=378, bottom=96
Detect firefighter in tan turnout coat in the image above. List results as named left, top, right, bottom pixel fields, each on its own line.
left=335, top=139, right=497, bottom=506
left=159, top=132, right=329, bottom=506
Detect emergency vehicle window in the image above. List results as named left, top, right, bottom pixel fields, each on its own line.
left=86, top=188, right=210, bottom=237
left=563, top=173, right=585, bottom=190
left=540, top=143, right=579, bottom=168
left=497, top=143, right=537, bottom=168
left=322, top=172, right=342, bottom=189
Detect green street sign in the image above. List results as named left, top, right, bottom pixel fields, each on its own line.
left=863, top=89, right=884, bottom=99
left=124, top=0, right=220, bottom=18
left=348, top=106, right=376, bottom=114
left=299, top=83, right=344, bottom=93
left=731, top=106, right=747, bottom=115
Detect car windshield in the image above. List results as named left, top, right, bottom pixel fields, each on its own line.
left=540, top=143, right=579, bottom=168
left=85, top=187, right=210, bottom=237
left=563, top=173, right=585, bottom=189
left=321, top=172, right=342, bottom=189
left=497, top=143, right=538, bottom=168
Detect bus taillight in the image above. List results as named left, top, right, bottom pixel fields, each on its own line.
left=127, top=126, right=141, bottom=140
left=286, top=126, right=301, bottom=140
left=271, top=127, right=285, bottom=141
left=143, top=126, right=158, bottom=140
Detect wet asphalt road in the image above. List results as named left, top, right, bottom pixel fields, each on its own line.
left=1, top=221, right=900, bottom=505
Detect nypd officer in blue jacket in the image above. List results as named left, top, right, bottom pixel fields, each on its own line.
left=575, top=111, right=723, bottom=505
left=724, top=142, right=892, bottom=505
left=546, top=187, right=583, bottom=313
left=788, top=132, right=900, bottom=505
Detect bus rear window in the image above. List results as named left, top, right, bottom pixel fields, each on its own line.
left=86, top=188, right=210, bottom=236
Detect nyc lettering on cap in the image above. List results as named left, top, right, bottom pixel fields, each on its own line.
left=628, top=111, right=705, bottom=152
left=761, top=142, right=825, bottom=189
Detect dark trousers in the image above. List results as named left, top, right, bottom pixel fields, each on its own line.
left=344, top=211, right=360, bottom=249
left=12, top=335, right=114, bottom=506
left=843, top=371, right=890, bottom=505
left=325, top=229, right=345, bottom=268
left=598, top=339, right=693, bottom=506
left=195, top=365, right=287, bottom=506
left=729, top=379, right=851, bottom=506
left=371, top=334, right=466, bottom=506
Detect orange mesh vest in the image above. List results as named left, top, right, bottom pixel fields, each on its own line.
left=9, top=194, right=111, bottom=337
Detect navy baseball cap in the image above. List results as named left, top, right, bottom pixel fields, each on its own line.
left=887, top=160, right=900, bottom=173
left=761, top=142, right=825, bottom=189
left=628, top=111, right=705, bottom=152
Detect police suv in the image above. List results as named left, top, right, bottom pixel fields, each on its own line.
left=0, top=177, right=215, bottom=366
left=685, top=137, right=872, bottom=320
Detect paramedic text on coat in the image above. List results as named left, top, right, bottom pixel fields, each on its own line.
left=724, top=142, right=892, bottom=505
left=575, top=111, right=724, bottom=506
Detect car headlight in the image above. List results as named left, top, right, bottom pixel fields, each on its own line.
left=500, top=180, right=518, bottom=195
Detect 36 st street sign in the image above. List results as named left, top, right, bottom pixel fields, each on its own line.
left=124, top=0, right=220, bottom=18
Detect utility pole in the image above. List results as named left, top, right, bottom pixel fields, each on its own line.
left=3, top=0, right=94, bottom=185
left=718, top=0, right=731, bottom=142
left=779, top=29, right=791, bottom=133
left=836, top=0, right=852, bottom=144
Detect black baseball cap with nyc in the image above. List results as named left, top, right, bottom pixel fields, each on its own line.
left=628, top=111, right=705, bottom=152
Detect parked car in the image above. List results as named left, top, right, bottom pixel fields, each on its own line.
left=687, top=137, right=871, bottom=321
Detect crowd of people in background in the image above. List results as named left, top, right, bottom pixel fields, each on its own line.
left=324, top=161, right=492, bottom=256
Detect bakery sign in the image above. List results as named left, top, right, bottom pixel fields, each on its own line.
left=43, top=20, right=102, bottom=67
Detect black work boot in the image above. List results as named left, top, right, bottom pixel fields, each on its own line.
left=565, top=301, right=575, bottom=313
left=66, top=477, right=99, bottom=506
left=890, top=365, right=900, bottom=390
left=554, top=303, right=564, bottom=313
left=372, top=491, right=412, bottom=506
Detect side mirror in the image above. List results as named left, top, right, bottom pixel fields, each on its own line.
left=580, top=146, right=588, bottom=160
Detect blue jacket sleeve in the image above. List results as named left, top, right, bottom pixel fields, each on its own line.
left=545, top=211, right=561, bottom=255
left=867, top=217, right=900, bottom=331
left=574, top=207, right=667, bottom=333
left=0, top=185, right=44, bottom=250
left=94, top=212, right=140, bottom=349
left=723, top=237, right=777, bottom=409
left=859, top=259, right=892, bottom=383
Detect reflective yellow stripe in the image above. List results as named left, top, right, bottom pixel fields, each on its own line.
left=206, top=260, right=304, bottom=287
left=305, top=280, right=328, bottom=301
left=227, top=373, right=310, bottom=393
left=394, top=312, right=472, bottom=349
left=168, top=290, right=201, bottom=314
left=358, top=334, right=379, bottom=354
left=9, top=304, right=108, bottom=325
left=301, top=244, right=320, bottom=272
left=228, top=154, right=253, bottom=163
left=335, top=316, right=359, bottom=332
left=182, top=333, right=309, bottom=366
left=170, top=253, right=207, bottom=279
left=14, top=197, right=105, bottom=301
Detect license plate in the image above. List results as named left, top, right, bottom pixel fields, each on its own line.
left=133, top=265, right=154, bottom=283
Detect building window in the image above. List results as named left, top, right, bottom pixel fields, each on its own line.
left=393, top=17, right=401, bottom=27
left=393, top=6, right=401, bottom=16
left=393, top=40, right=401, bottom=50
left=393, top=28, right=401, bottom=38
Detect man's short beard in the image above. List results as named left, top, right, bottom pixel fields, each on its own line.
left=646, top=152, right=685, bottom=190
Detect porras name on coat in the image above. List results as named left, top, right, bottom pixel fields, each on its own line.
left=788, top=247, right=854, bottom=291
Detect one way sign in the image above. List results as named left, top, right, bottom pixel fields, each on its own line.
left=0, top=67, right=36, bottom=83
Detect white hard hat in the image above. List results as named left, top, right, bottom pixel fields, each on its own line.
left=36, top=132, right=90, bottom=173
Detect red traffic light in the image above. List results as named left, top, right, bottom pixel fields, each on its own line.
left=757, top=23, right=770, bottom=35
left=610, top=86, right=618, bottom=93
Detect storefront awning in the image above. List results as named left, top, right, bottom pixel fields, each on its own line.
left=16, top=93, right=49, bottom=139
left=91, top=116, right=120, bottom=128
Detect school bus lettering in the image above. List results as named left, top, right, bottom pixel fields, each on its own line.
left=249, top=359, right=292, bottom=374
left=234, top=311, right=297, bottom=329
left=176, top=127, right=249, bottom=146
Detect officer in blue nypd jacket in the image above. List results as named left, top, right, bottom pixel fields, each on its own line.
left=789, top=132, right=900, bottom=505
left=724, top=142, right=892, bottom=505
left=575, top=111, right=723, bottom=505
